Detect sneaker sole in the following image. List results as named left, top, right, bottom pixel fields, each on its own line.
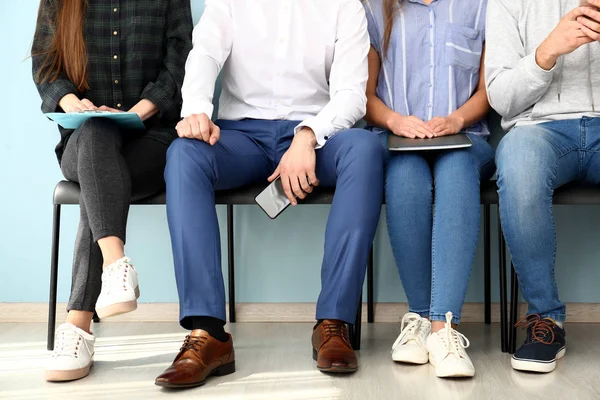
left=45, top=361, right=93, bottom=382
left=429, top=357, right=475, bottom=378
left=392, top=351, right=429, bottom=365
left=96, top=287, right=140, bottom=319
left=155, top=361, right=236, bottom=388
left=511, top=347, right=566, bottom=373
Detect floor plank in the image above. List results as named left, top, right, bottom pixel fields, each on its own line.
left=0, top=322, right=597, bottom=400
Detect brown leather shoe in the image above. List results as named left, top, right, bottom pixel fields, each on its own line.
left=312, top=320, right=358, bottom=373
left=155, top=330, right=235, bottom=388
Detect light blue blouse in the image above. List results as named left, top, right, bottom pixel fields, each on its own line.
left=363, top=0, right=489, bottom=136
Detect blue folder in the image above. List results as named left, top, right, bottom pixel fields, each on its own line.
left=45, top=111, right=146, bottom=130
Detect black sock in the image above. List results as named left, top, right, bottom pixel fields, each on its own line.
left=182, top=316, right=228, bottom=342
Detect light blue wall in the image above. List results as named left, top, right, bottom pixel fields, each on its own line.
left=2, top=2, right=600, bottom=306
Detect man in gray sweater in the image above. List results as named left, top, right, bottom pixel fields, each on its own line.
left=486, top=0, right=600, bottom=373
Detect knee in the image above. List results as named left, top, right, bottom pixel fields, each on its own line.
left=435, top=150, right=480, bottom=182
left=336, top=129, right=384, bottom=171
left=496, top=130, right=554, bottom=203
left=165, top=138, right=215, bottom=182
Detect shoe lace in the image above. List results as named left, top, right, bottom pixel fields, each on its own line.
left=515, top=314, right=556, bottom=345
left=179, top=335, right=208, bottom=358
left=391, top=314, right=422, bottom=353
left=322, top=322, right=348, bottom=340
left=53, top=326, right=83, bottom=358
left=440, top=312, right=470, bottom=356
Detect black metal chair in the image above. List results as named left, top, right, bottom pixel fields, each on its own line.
left=505, top=184, right=600, bottom=354
left=47, top=180, right=504, bottom=352
left=47, top=181, right=371, bottom=351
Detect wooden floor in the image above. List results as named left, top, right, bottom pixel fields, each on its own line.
left=0, top=322, right=598, bottom=400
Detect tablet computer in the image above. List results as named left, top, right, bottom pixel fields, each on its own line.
left=387, top=133, right=472, bottom=151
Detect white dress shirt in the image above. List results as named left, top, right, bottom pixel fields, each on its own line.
left=181, top=0, right=370, bottom=147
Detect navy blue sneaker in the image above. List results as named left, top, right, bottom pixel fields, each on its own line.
left=511, top=315, right=566, bottom=373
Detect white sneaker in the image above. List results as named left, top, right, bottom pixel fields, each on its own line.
left=45, top=323, right=95, bottom=382
left=391, top=312, right=431, bottom=364
left=96, top=257, right=140, bottom=319
left=426, top=312, right=475, bottom=378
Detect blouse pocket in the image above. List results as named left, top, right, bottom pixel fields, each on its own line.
left=444, top=23, right=483, bottom=73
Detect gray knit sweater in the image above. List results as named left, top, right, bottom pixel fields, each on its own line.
left=485, top=0, right=600, bottom=131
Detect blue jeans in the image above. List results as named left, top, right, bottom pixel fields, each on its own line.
left=496, top=117, right=600, bottom=322
left=382, top=133, right=495, bottom=324
left=164, top=119, right=384, bottom=326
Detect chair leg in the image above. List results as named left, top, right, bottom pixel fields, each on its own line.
left=48, top=204, right=61, bottom=351
left=227, top=204, right=236, bottom=323
left=497, top=209, right=508, bottom=353
left=484, top=205, right=491, bottom=325
left=93, top=311, right=100, bottom=323
left=367, top=246, right=374, bottom=323
left=509, top=264, right=519, bottom=354
left=351, top=293, right=362, bottom=351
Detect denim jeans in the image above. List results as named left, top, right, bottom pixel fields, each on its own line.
left=381, top=133, right=495, bottom=324
left=496, top=117, right=600, bottom=322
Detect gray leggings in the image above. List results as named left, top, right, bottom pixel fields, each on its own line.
left=60, top=118, right=172, bottom=312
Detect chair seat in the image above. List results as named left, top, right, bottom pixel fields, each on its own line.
left=53, top=180, right=600, bottom=207
left=52, top=180, right=335, bottom=206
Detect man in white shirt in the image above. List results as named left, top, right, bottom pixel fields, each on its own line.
left=155, top=0, right=384, bottom=388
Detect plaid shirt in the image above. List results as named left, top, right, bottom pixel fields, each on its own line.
left=32, top=0, right=193, bottom=161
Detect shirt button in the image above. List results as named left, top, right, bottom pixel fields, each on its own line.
left=113, top=31, right=118, bottom=36
left=429, top=84, right=433, bottom=87
left=429, top=64, right=433, bottom=68
left=114, top=80, right=119, bottom=84
left=113, top=55, right=118, bottom=60
left=117, top=103, right=122, bottom=108
left=428, top=104, right=432, bottom=108
left=429, top=25, right=433, bottom=28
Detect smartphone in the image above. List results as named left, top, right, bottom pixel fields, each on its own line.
left=255, top=177, right=292, bottom=219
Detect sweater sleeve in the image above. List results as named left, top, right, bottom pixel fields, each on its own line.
left=484, top=0, right=556, bottom=120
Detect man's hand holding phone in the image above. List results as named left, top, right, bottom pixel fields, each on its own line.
left=578, top=0, right=600, bottom=41
left=268, top=127, right=319, bottom=206
left=536, top=5, right=595, bottom=70
left=176, top=113, right=220, bottom=145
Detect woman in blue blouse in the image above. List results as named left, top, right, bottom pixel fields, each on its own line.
left=363, top=0, right=495, bottom=378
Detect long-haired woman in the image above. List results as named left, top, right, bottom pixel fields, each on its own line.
left=363, top=0, right=495, bottom=378
left=32, top=0, right=192, bottom=382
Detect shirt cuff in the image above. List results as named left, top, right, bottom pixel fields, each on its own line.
left=41, top=80, right=78, bottom=114
left=180, top=101, right=215, bottom=119
left=294, top=117, right=336, bottom=149
left=141, top=82, right=174, bottom=118
left=524, top=52, right=556, bottom=86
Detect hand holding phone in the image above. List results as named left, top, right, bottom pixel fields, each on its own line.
left=578, top=0, right=600, bottom=41
left=255, top=177, right=292, bottom=219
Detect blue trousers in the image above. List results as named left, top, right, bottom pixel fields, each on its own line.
left=496, top=117, right=600, bottom=322
left=164, top=119, right=384, bottom=326
left=382, top=133, right=495, bottom=324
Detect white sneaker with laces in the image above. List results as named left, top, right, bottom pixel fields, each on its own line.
left=391, top=312, right=431, bottom=364
left=45, top=323, right=95, bottom=382
left=96, top=257, right=140, bottom=319
left=427, top=312, right=475, bottom=378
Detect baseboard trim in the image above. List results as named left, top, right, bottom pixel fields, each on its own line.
left=1, top=302, right=599, bottom=323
